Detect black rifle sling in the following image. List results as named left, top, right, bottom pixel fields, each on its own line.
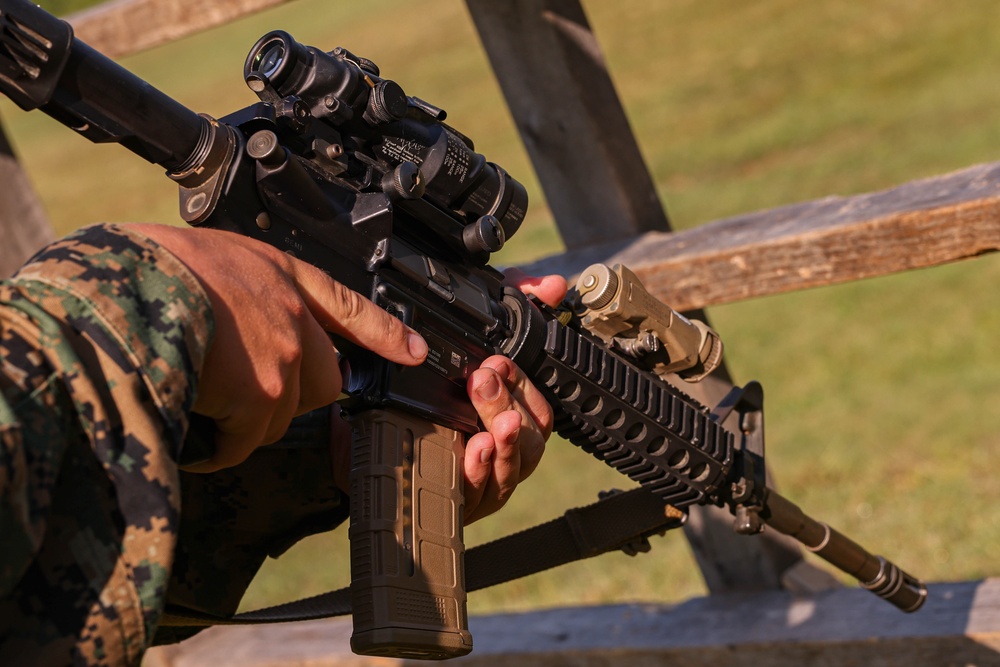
left=159, top=486, right=684, bottom=627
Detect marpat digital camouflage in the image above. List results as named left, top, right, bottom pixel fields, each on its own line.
left=0, top=224, right=348, bottom=665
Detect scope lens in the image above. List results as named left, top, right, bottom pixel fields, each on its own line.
left=254, top=41, right=285, bottom=78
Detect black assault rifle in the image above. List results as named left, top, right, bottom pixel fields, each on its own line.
left=0, top=0, right=926, bottom=659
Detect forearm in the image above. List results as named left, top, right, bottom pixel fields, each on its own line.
left=0, top=224, right=214, bottom=664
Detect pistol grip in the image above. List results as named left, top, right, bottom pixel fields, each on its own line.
left=347, top=409, right=472, bottom=659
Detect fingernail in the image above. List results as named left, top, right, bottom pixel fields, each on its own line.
left=492, top=359, right=512, bottom=381
left=476, top=373, right=501, bottom=401
left=480, top=446, right=494, bottom=464
left=407, top=332, right=427, bottom=360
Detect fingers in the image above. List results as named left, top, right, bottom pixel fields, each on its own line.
left=294, top=306, right=346, bottom=415
left=464, top=356, right=552, bottom=523
left=135, top=224, right=426, bottom=473
left=290, top=260, right=427, bottom=366
left=143, top=223, right=558, bottom=490
left=462, top=431, right=494, bottom=521
left=478, top=356, right=554, bottom=441
left=463, top=411, right=523, bottom=524
left=502, top=267, right=568, bottom=308
left=463, top=271, right=561, bottom=520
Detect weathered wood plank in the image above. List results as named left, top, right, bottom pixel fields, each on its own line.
left=466, top=0, right=671, bottom=247
left=68, top=0, right=297, bottom=59
left=0, top=117, right=54, bottom=278
left=143, top=579, right=1000, bottom=667
left=519, top=161, right=1000, bottom=312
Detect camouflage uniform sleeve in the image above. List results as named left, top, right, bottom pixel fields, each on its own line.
left=0, top=223, right=214, bottom=666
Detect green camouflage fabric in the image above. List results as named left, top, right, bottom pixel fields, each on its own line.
left=0, top=224, right=349, bottom=665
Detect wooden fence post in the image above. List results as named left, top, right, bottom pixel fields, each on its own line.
left=465, top=0, right=669, bottom=247
left=0, top=115, right=54, bottom=278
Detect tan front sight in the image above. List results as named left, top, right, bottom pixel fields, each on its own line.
left=574, top=263, right=723, bottom=382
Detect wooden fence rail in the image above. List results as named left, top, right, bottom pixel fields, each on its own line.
left=71, top=0, right=296, bottom=58
left=522, top=160, right=1000, bottom=311
left=145, top=579, right=1000, bottom=667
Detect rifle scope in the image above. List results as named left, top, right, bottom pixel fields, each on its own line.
left=243, top=30, right=528, bottom=243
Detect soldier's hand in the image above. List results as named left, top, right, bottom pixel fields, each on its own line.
left=133, top=224, right=427, bottom=472
left=325, top=270, right=567, bottom=523
left=463, top=269, right=567, bottom=523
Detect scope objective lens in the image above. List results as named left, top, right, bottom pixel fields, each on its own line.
left=255, top=41, right=285, bottom=78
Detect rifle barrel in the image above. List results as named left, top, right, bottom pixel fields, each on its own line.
left=762, top=488, right=927, bottom=612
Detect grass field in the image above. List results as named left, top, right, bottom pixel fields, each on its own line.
left=6, top=0, right=1000, bottom=615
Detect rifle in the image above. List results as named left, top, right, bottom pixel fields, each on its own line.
left=0, top=0, right=926, bottom=659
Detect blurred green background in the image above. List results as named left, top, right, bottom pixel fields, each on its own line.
left=6, top=0, right=1000, bottom=614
